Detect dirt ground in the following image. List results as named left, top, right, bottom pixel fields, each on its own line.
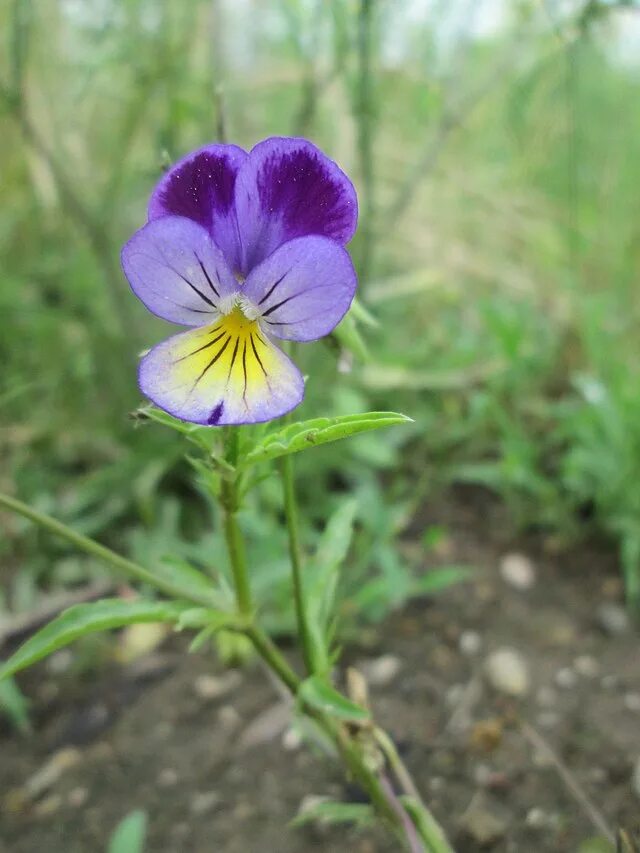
left=1, top=487, right=639, bottom=852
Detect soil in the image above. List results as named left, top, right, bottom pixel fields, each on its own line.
left=1, top=487, right=639, bottom=853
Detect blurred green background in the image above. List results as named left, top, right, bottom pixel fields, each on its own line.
left=2, top=0, right=640, bottom=633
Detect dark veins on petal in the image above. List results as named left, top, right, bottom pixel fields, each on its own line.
left=207, top=401, right=224, bottom=425
left=159, top=152, right=236, bottom=229
left=257, top=149, right=353, bottom=241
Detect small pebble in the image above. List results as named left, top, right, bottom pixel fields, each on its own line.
left=536, top=686, right=558, bottom=707
left=624, top=693, right=640, bottom=712
left=474, top=765, right=509, bottom=790
left=24, top=748, right=81, bottom=800
left=429, top=776, right=445, bottom=793
left=193, top=672, right=241, bottom=701
left=445, top=684, right=466, bottom=708
left=34, top=794, right=62, bottom=818
left=601, top=674, right=619, bottom=691
left=596, top=603, right=629, bottom=636
left=282, top=727, right=302, bottom=751
left=157, top=768, right=178, bottom=787
left=470, top=719, right=503, bottom=752
left=587, top=767, right=607, bottom=785
left=67, top=787, right=88, bottom=808
left=574, top=655, right=600, bottom=678
left=525, top=807, right=555, bottom=830
left=537, top=711, right=560, bottom=730
left=532, top=746, right=555, bottom=768
left=555, top=667, right=578, bottom=690
left=217, top=705, right=241, bottom=732
left=485, top=648, right=530, bottom=697
left=46, top=649, right=74, bottom=675
left=459, top=630, right=482, bottom=656
left=190, top=791, right=221, bottom=816
left=460, top=795, right=508, bottom=845
left=500, top=553, right=536, bottom=590
left=359, top=654, right=402, bottom=687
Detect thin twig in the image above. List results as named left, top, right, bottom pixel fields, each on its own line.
left=520, top=720, right=615, bottom=843
left=379, top=774, right=426, bottom=853
left=355, top=0, right=376, bottom=284
left=383, top=48, right=518, bottom=228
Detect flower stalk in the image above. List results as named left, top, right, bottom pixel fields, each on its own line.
left=280, top=449, right=315, bottom=673
left=216, top=428, right=454, bottom=853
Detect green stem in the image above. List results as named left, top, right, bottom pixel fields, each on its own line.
left=222, top=506, right=252, bottom=616
left=0, top=493, right=216, bottom=608
left=245, top=624, right=299, bottom=694
left=376, top=728, right=453, bottom=853
left=280, top=452, right=314, bottom=673
left=221, top=428, right=252, bottom=616
left=216, top=430, right=452, bottom=852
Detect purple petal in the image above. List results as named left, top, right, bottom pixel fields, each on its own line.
left=138, top=318, right=304, bottom=425
left=235, top=137, right=358, bottom=273
left=121, top=216, right=239, bottom=326
left=241, top=236, right=357, bottom=342
left=148, top=144, right=247, bottom=273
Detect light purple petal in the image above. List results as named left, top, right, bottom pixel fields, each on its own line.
left=121, top=216, right=239, bottom=326
left=241, top=236, right=357, bottom=342
left=235, top=137, right=358, bottom=273
left=148, top=144, right=247, bottom=273
left=138, top=320, right=305, bottom=426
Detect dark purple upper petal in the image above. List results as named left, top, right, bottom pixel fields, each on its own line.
left=234, top=137, right=358, bottom=274
left=148, top=144, right=247, bottom=274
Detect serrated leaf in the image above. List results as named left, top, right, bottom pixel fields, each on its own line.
left=292, top=799, right=375, bottom=828
left=298, top=676, right=370, bottom=723
left=108, top=809, right=148, bottom=853
left=0, top=599, right=187, bottom=680
left=243, top=412, right=412, bottom=467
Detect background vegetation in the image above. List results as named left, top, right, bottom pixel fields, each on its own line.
left=2, top=0, right=640, bottom=642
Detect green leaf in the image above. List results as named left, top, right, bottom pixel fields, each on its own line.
left=243, top=412, right=412, bottom=467
left=306, top=500, right=358, bottom=673
left=108, top=810, right=148, bottom=853
left=349, top=297, right=379, bottom=329
left=332, top=312, right=369, bottom=362
left=0, top=676, right=31, bottom=734
left=298, top=676, right=370, bottom=723
left=175, top=607, right=235, bottom=630
left=291, top=799, right=375, bottom=828
left=411, top=566, right=472, bottom=595
left=576, top=838, right=615, bottom=853
left=0, top=599, right=187, bottom=680
left=154, top=557, right=222, bottom=608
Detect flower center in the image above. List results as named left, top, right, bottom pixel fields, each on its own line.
left=218, top=292, right=261, bottom=322
left=217, top=304, right=258, bottom=336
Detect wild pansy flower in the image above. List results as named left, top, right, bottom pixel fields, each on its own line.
left=121, top=137, right=358, bottom=426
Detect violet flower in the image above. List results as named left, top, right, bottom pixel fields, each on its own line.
left=121, top=137, right=358, bottom=426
